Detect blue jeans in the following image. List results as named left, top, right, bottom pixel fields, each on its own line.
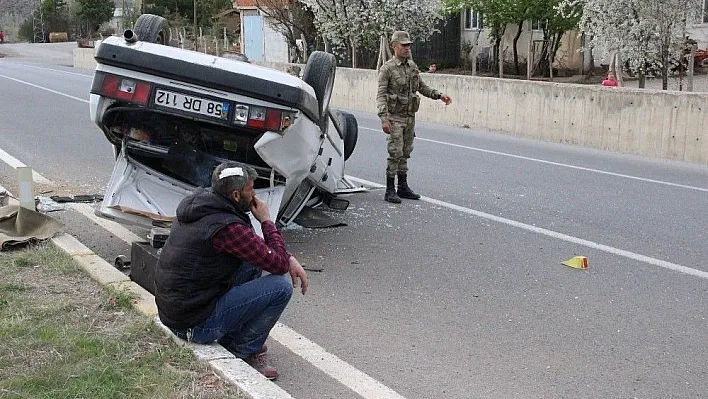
left=171, top=263, right=293, bottom=358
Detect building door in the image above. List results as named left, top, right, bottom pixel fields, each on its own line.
left=243, top=15, right=264, bottom=62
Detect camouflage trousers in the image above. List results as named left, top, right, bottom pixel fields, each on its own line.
left=386, top=115, right=416, bottom=177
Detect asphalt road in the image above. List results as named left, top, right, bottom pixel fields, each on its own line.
left=1, top=43, right=708, bottom=399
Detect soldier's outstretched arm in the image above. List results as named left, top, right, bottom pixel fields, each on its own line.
left=419, top=76, right=452, bottom=105
left=418, top=77, right=441, bottom=100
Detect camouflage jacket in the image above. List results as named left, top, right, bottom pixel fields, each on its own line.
left=376, top=57, right=441, bottom=121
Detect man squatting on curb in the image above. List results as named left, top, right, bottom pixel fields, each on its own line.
left=377, top=30, right=453, bottom=204
left=154, top=162, right=309, bottom=380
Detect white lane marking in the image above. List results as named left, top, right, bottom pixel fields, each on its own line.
left=0, top=74, right=89, bottom=103
left=0, top=73, right=407, bottom=396
left=2, top=75, right=706, bottom=196
left=0, top=74, right=702, bottom=392
left=69, top=203, right=145, bottom=243
left=12, top=75, right=705, bottom=194
left=346, top=175, right=708, bottom=281
left=361, top=126, right=708, bottom=193
left=3, top=63, right=94, bottom=78
left=270, top=323, right=407, bottom=399
left=72, top=204, right=408, bottom=399
left=0, top=147, right=52, bottom=184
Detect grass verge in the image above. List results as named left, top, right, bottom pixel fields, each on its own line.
left=0, top=243, right=243, bottom=399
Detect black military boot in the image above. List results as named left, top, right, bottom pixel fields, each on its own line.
left=384, top=176, right=402, bottom=203
left=397, top=174, right=421, bottom=200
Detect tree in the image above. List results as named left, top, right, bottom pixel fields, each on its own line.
left=442, top=0, right=579, bottom=76
left=76, top=0, right=115, bottom=35
left=43, top=0, right=71, bottom=38
left=535, top=0, right=582, bottom=77
left=562, top=0, right=701, bottom=89
left=301, top=0, right=443, bottom=68
left=144, top=0, right=193, bottom=21
left=143, top=0, right=232, bottom=26
left=17, top=0, right=72, bottom=42
left=444, top=0, right=514, bottom=74
left=254, top=0, right=317, bottom=63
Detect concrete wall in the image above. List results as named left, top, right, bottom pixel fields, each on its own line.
left=75, top=49, right=708, bottom=165
left=264, top=61, right=708, bottom=165
left=74, top=47, right=97, bottom=69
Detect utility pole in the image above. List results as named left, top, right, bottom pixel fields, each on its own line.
left=32, top=0, right=45, bottom=43
left=194, top=0, right=198, bottom=51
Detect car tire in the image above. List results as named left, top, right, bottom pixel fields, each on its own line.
left=341, top=112, right=358, bottom=161
left=303, top=51, right=336, bottom=125
left=330, top=109, right=358, bottom=161
left=133, top=14, right=170, bottom=45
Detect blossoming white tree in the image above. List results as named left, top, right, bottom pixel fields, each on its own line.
left=300, top=0, right=443, bottom=68
left=561, top=0, right=701, bottom=89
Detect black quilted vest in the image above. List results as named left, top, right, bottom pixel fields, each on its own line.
left=155, top=187, right=252, bottom=329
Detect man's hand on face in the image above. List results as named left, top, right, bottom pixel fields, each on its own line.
left=440, top=94, right=452, bottom=105
left=382, top=120, right=393, bottom=134
left=288, top=256, right=309, bottom=295
left=249, top=195, right=271, bottom=223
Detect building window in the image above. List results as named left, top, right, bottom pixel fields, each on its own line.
left=532, top=19, right=547, bottom=31
left=464, top=9, right=483, bottom=30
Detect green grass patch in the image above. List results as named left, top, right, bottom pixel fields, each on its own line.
left=0, top=243, right=241, bottom=398
left=103, top=286, right=137, bottom=311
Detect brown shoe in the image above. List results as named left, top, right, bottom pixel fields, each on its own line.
left=246, top=353, right=279, bottom=380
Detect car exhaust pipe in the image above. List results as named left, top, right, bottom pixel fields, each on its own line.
left=123, top=29, right=138, bottom=44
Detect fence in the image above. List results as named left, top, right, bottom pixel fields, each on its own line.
left=166, top=26, right=239, bottom=55
left=411, top=15, right=461, bottom=69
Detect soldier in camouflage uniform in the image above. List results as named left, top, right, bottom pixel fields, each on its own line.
left=377, top=31, right=452, bottom=203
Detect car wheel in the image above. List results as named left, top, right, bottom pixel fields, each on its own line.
left=341, top=112, right=358, bottom=161
left=303, top=51, right=336, bottom=126
left=330, top=109, right=358, bottom=161
left=133, top=14, right=170, bottom=45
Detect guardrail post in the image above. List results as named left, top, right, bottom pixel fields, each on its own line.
left=17, top=166, right=35, bottom=210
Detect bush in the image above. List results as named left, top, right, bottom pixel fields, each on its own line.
left=18, top=16, right=34, bottom=42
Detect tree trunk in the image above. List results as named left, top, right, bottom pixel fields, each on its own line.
left=662, top=53, right=669, bottom=90
left=688, top=43, right=697, bottom=92
left=376, top=36, right=388, bottom=70
left=301, top=33, right=308, bottom=62
left=614, top=53, right=624, bottom=87
left=350, top=37, right=357, bottom=68
left=661, top=40, right=669, bottom=90
left=527, top=33, right=533, bottom=80
left=513, top=21, right=523, bottom=76
left=472, top=46, right=478, bottom=75
left=537, top=40, right=549, bottom=77
left=471, top=30, right=481, bottom=76
left=495, top=36, right=503, bottom=78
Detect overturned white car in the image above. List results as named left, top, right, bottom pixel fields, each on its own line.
left=89, top=15, right=362, bottom=229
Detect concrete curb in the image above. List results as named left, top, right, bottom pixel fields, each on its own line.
left=50, top=232, right=293, bottom=399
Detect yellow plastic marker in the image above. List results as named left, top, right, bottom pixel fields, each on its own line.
left=562, top=256, right=588, bottom=270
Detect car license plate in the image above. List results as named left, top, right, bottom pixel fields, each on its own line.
left=154, top=89, right=229, bottom=120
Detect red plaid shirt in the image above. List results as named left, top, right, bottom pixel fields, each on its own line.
left=211, top=220, right=290, bottom=274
